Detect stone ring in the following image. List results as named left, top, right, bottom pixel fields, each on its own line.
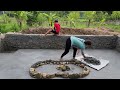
left=29, top=60, right=90, bottom=79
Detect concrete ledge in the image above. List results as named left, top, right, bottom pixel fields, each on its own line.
left=0, top=37, right=2, bottom=52
left=3, top=34, right=118, bottom=51
left=116, top=35, right=120, bottom=52
left=0, top=34, right=5, bottom=52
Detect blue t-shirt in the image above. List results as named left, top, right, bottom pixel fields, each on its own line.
left=70, top=36, right=85, bottom=49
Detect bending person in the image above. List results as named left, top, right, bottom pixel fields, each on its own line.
left=60, top=36, right=92, bottom=60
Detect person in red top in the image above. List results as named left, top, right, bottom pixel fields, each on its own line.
left=45, top=20, right=61, bottom=36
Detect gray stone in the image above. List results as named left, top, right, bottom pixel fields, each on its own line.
left=84, top=57, right=101, bottom=65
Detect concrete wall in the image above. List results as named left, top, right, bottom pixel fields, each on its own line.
left=0, top=34, right=4, bottom=52
left=116, top=35, right=120, bottom=52
left=0, top=37, right=2, bottom=52
left=3, top=34, right=118, bottom=51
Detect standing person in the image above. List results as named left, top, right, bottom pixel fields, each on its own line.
left=45, top=20, right=61, bottom=36
left=60, top=36, right=92, bottom=60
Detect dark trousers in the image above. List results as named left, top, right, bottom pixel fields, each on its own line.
left=61, top=37, right=77, bottom=59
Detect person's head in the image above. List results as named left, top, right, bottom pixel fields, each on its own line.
left=84, top=40, right=92, bottom=46
left=54, top=20, right=58, bottom=23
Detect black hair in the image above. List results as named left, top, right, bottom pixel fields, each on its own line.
left=84, top=40, right=92, bottom=45
left=54, top=20, right=58, bottom=22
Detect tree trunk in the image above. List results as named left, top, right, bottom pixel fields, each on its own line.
left=50, top=21, right=52, bottom=26
left=70, top=22, right=72, bottom=27
left=87, top=19, right=91, bottom=27
left=66, top=21, right=68, bottom=25
left=39, top=22, right=42, bottom=26
left=20, top=21, right=22, bottom=30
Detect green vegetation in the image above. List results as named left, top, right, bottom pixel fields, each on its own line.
left=0, top=11, right=120, bottom=33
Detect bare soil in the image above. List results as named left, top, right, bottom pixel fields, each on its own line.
left=21, top=27, right=120, bottom=35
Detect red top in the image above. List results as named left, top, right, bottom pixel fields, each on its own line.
left=54, top=23, right=60, bottom=33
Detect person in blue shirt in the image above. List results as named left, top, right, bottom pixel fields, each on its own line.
left=60, top=36, right=92, bottom=60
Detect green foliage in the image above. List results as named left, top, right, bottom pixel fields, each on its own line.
left=67, top=11, right=80, bottom=27
left=0, top=14, right=11, bottom=23
left=67, top=11, right=80, bottom=20
left=12, top=11, right=28, bottom=21
left=94, top=11, right=108, bottom=21
left=0, top=23, right=20, bottom=33
left=84, top=11, right=96, bottom=20
left=43, top=13, right=59, bottom=26
left=84, top=11, right=96, bottom=27
left=36, top=13, right=47, bottom=26
left=93, top=11, right=108, bottom=27
left=26, top=12, right=36, bottom=26
left=9, top=11, right=28, bottom=29
left=0, top=11, right=120, bottom=33
left=111, top=11, right=120, bottom=20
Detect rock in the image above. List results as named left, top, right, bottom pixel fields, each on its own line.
left=55, top=72, right=63, bottom=77
left=38, top=73, right=43, bottom=78
left=83, top=70, right=89, bottom=75
left=56, top=61, right=60, bottom=65
left=29, top=60, right=90, bottom=79
left=46, top=74, right=55, bottom=78
left=75, top=60, right=81, bottom=64
left=65, top=62, right=69, bottom=64
left=35, top=73, right=41, bottom=78
left=68, top=73, right=80, bottom=79
left=60, top=62, right=64, bottom=65
left=46, top=61, right=50, bottom=64
left=42, top=73, right=47, bottom=78
left=84, top=57, right=101, bottom=65
left=30, top=68, right=35, bottom=72
left=31, top=64, right=37, bottom=68
left=84, top=66, right=88, bottom=71
left=80, top=64, right=85, bottom=68
left=56, top=64, right=70, bottom=71
left=61, top=73, right=69, bottom=78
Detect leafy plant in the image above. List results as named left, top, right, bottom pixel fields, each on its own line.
left=67, top=11, right=80, bottom=27
left=43, top=13, right=59, bottom=26
left=84, top=11, right=96, bottom=27
left=36, top=13, right=47, bottom=26
left=10, top=11, right=28, bottom=29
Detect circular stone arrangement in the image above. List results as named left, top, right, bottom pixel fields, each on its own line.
left=56, top=64, right=70, bottom=71
left=29, top=60, right=90, bottom=79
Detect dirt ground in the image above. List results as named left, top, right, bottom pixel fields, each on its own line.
left=21, top=27, right=120, bottom=35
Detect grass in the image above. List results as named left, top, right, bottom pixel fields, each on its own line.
left=27, top=21, right=120, bottom=33
left=104, top=24, right=120, bottom=32
left=0, top=17, right=120, bottom=33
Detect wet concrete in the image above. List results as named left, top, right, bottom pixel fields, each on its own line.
left=0, top=49, right=120, bottom=79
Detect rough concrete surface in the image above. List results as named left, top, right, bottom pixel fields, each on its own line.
left=0, top=38, right=2, bottom=52
left=0, top=35, right=4, bottom=52
left=116, top=35, right=120, bottom=52
left=0, top=49, right=120, bottom=79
